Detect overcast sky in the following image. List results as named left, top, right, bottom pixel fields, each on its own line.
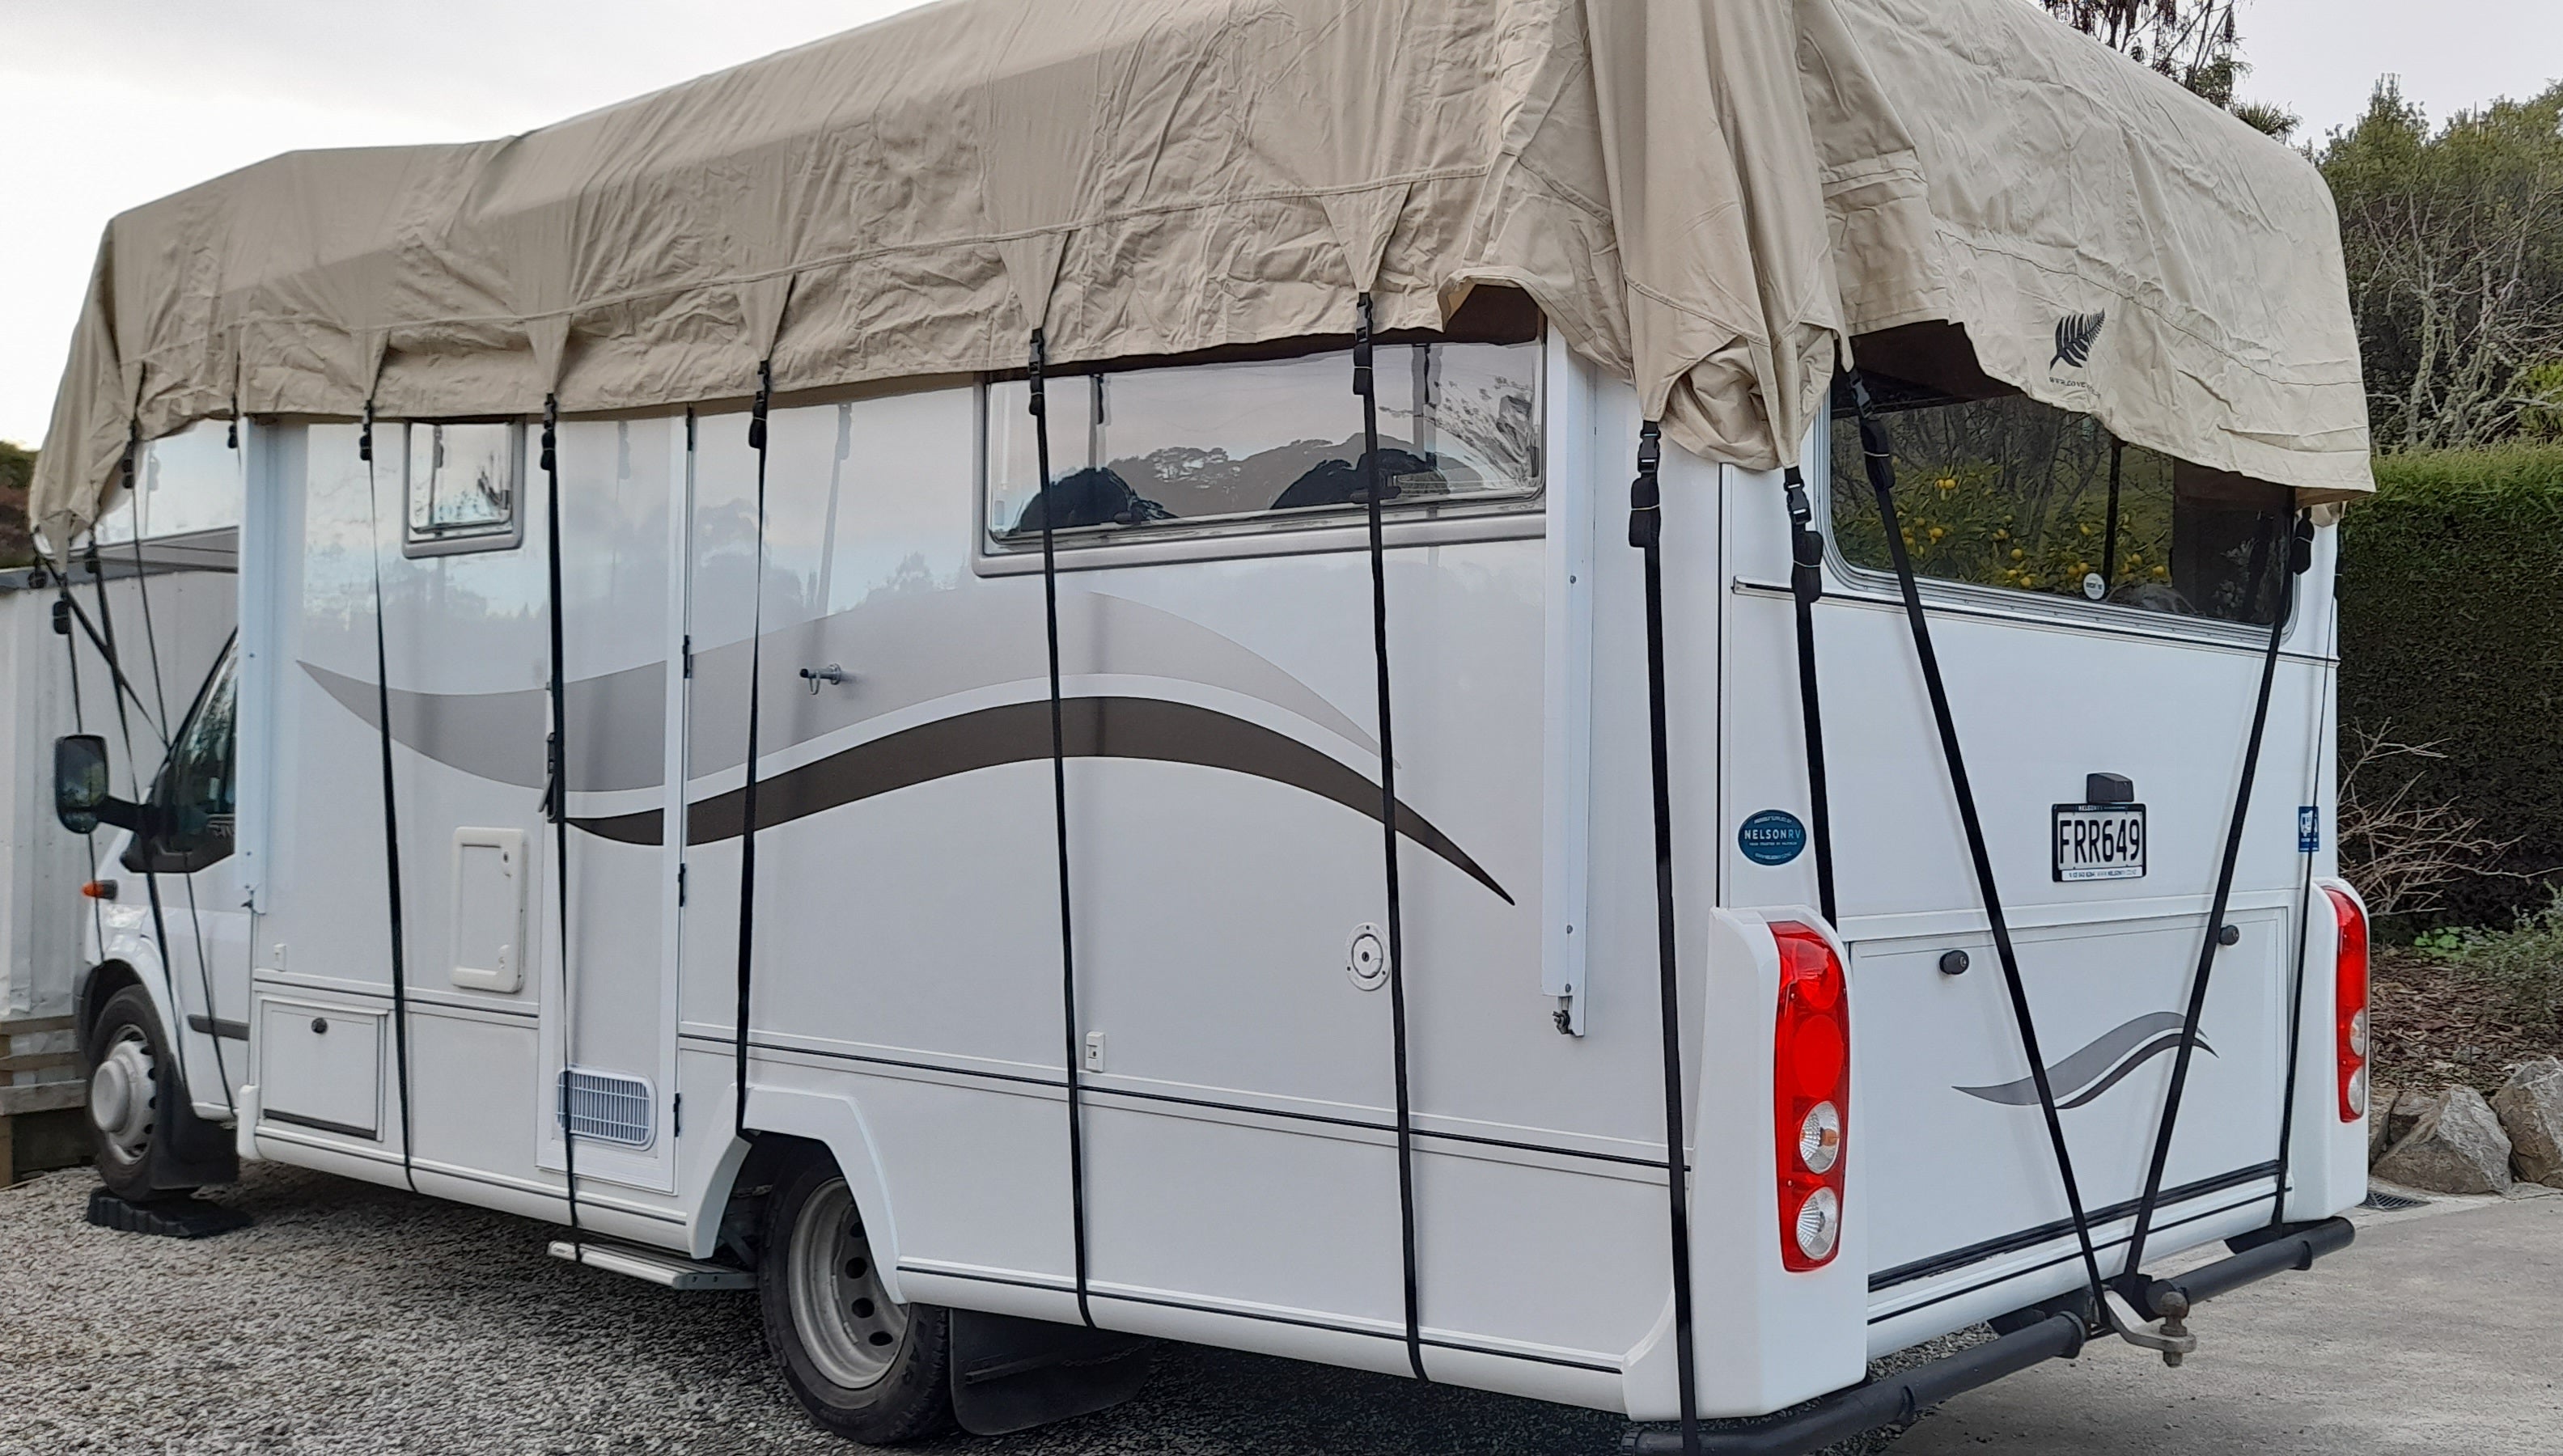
left=3, top=0, right=2557, bottom=447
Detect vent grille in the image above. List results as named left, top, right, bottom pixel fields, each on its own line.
left=558, top=1069, right=653, bottom=1148
left=2362, top=1186, right=2428, bottom=1212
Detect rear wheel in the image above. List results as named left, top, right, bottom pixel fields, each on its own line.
left=759, top=1153, right=953, bottom=1444
left=86, top=985, right=196, bottom=1200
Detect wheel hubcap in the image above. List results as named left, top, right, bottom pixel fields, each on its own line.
left=90, top=1029, right=156, bottom=1163
left=788, top=1178, right=909, bottom=1390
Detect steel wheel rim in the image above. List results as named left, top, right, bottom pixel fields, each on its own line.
left=788, top=1177, right=908, bottom=1390
left=90, top=1025, right=155, bottom=1165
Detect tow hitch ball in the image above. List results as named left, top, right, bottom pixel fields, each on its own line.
left=2105, top=1288, right=2197, bottom=1367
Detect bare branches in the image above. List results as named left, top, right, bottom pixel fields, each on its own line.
left=2038, top=2, right=2281, bottom=129
left=2324, top=84, right=2563, bottom=453
left=2336, top=722, right=2527, bottom=920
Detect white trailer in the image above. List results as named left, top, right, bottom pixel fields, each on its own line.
left=32, top=2, right=2379, bottom=1450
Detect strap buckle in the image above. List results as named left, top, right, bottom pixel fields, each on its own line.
left=1628, top=421, right=1663, bottom=550
left=1352, top=293, right=1375, bottom=400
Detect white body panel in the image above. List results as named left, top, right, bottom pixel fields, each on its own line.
left=78, top=334, right=2361, bottom=1421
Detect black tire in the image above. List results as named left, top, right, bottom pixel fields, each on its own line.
left=758, top=1151, right=954, bottom=1445
left=85, top=984, right=224, bottom=1200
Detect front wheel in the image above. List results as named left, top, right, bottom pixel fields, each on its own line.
left=759, top=1153, right=954, bottom=1444
left=86, top=984, right=202, bottom=1200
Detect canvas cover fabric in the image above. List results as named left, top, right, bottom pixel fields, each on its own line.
left=32, top=0, right=2370, bottom=541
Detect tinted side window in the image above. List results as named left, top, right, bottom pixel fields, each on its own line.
left=130, top=648, right=239, bottom=874
left=985, top=338, right=1542, bottom=547
left=1829, top=385, right=2286, bottom=626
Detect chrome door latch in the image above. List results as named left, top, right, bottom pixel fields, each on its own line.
left=799, top=663, right=847, bottom=693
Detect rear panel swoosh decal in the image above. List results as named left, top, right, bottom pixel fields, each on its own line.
left=574, top=696, right=1513, bottom=904
left=1955, top=1011, right=2214, bottom=1108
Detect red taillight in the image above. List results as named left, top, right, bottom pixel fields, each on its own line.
left=2327, top=886, right=2370, bottom=1123
left=1772, top=921, right=1849, bottom=1272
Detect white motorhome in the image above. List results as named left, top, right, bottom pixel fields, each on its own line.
left=33, top=2, right=2378, bottom=1450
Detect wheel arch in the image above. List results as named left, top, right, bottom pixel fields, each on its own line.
left=713, top=1088, right=904, bottom=1294
left=75, top=959, right=149, bottom=1053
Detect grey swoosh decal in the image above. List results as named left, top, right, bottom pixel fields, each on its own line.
left=1955, top=1011, right=2214, bottom=1107
left=304, top=660, right=666, bottom=793
left=300, top=589, right=1381, bottom=794
left=571, top=696, right=1513, bottom=904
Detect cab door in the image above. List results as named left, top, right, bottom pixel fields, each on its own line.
left=134, top=641, right=253, bottom=1112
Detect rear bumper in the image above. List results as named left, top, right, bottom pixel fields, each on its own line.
left=1623, top=1217, right=2355, bottom=1456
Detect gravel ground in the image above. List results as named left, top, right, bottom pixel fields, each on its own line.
left=0, top=1162, right=1964, bottom=1456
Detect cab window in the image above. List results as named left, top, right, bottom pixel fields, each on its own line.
left=127, top=645, right=239, bottom=874
left=1828, top=376, right=2287, bottom=626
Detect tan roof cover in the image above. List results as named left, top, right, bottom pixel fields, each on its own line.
left=32, top=0, right=2370, bottom=540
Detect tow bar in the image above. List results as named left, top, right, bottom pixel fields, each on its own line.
left=1622, top=1217, right=2353, bottom=1455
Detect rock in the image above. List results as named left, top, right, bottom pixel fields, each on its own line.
left=2372, top=1085, right=2515, bottom=1195
left=2368, top=1082, right=2400, bottom=1163
left=2492, top=1058, right=2563, bottom=1189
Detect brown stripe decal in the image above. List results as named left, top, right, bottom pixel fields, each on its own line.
left=574, top=696, right=1512, bottom=904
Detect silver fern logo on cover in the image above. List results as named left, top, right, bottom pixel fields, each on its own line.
left=2051, top=310, right=2108, bottom=369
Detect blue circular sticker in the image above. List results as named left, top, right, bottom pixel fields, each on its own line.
left=1739, top=809, right=1808, bottom=866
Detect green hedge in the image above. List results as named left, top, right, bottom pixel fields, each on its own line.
left=2338, top=442, right=2563, bottom=932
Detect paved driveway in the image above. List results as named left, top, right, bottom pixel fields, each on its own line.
left=5, top=1158, right=2552, bottom=1455
left=1888, top=1193, right=2563, bottom=1456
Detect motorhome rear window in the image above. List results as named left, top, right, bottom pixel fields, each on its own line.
left=1828, top=381, right=2288, bottom=627
left=983, top=337, right=1543, bottom=548
left=403, top=421, right=523, bottom=557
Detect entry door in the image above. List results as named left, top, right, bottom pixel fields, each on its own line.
left=534, top=417, right=689, bottom=1194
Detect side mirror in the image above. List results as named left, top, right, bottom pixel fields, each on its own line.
left=53, top=734, right=137, bottom=835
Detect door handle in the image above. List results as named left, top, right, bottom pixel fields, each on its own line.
left=799, top=664, right=847, bottom=694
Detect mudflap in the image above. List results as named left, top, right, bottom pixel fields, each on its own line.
left=150, top=1100, right=240, bottom=1191
left=947, top=1309, right=1154, bottom=1436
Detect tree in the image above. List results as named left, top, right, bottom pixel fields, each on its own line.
left=2320, top=83, right=2563, bottom=452
left=0, top=441, right=32, bottom=568
left=2040, top=1, right=2297, bottom=138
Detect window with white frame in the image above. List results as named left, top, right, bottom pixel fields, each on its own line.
left=404, top=421, right=523, bottom=556
left=984, top=334, right=1543, bottom=549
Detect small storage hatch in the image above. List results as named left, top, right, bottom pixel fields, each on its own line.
left=451, top=827, right=528, bottom=993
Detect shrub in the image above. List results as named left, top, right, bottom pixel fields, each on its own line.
left=2414, top=887, right=2563, bottom=1035
left=2338, top=442, right=2563, bottom=933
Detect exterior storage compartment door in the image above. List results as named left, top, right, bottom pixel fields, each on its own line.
left=259, top=1000, right=385, bottom=1141
left=1858, top=912, right=2287, bottom=1321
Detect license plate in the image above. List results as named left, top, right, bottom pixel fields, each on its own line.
left=2053, top=804, right=2146, bottom=882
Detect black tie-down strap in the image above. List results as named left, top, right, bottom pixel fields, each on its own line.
left=539, top=396, right=584, bottom=1248
left=121, top=432, right=237, bottom=1118
left=79, top=455, right=206, bottom=1130
left=1781, top=466, right=1838, bottom=925
left=1846, top=376, right=2115, bottom=1325
left=360, top=408, right=419, bottom=1194
left=2269, top=556, right=2334, bottom=1226
left=734, top=364, right=774, bottom=1142
left=50, top=531, right=209, bottom=1141
left=1354, top=296, right=1430, bottom=1385
left=1628, top=422, right=1702, bottom=1456
left=2120, top=512, right=2311, bottom=1288
left=1026, top=331, right=1098, bottom=1330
